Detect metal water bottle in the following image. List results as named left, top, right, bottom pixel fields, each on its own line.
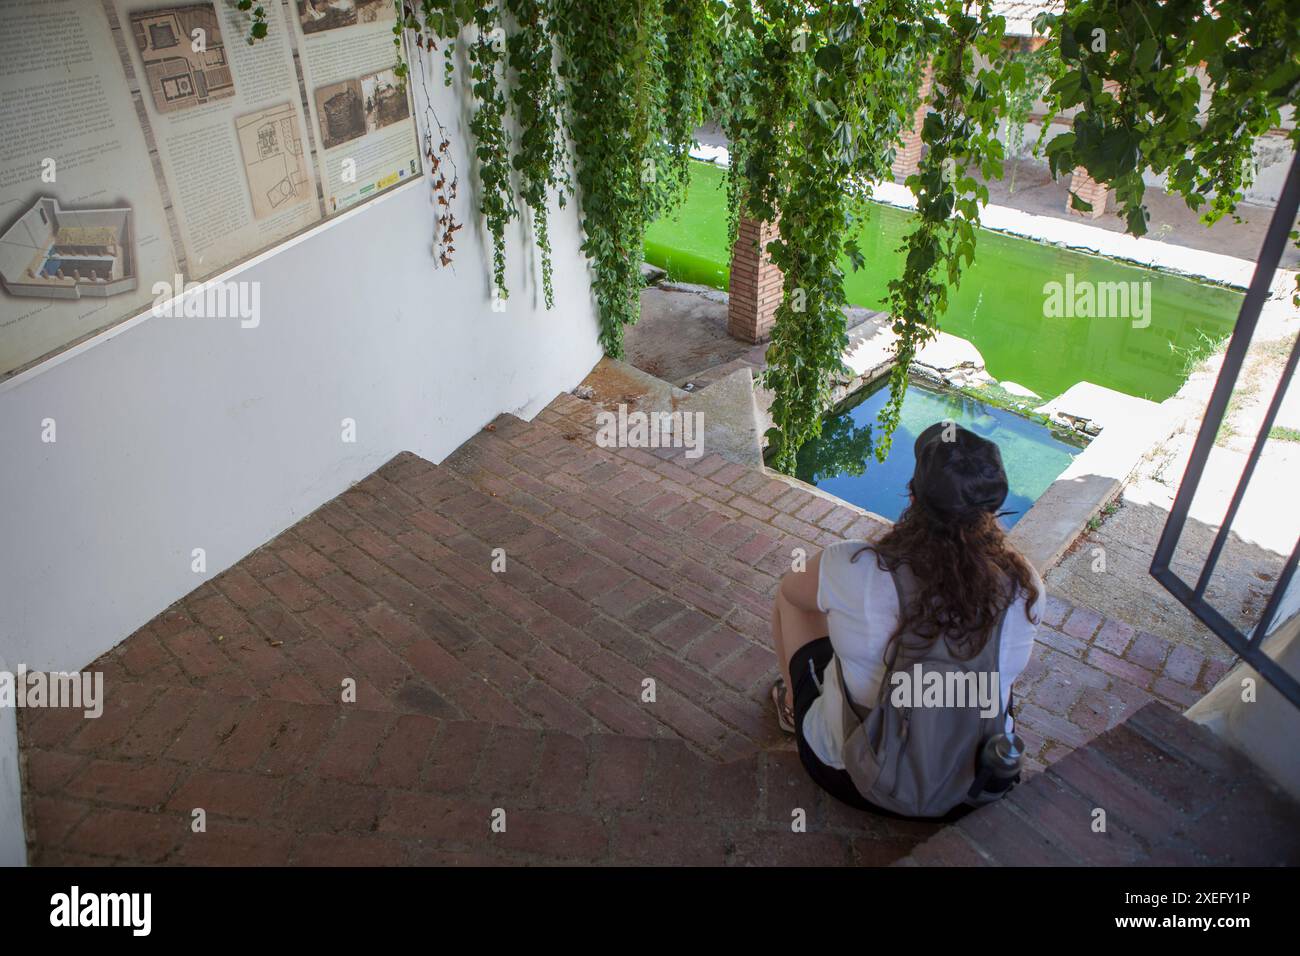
left=976, top=731, right=1023, bottom=794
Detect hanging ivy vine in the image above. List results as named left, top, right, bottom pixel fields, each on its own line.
left=1039, top=0, right=1300, bottom=301
left=468, top=3, right=515, bottom=298
left=551, top=0, right=662, bottom=354
left=656, top=0, right=717, bottom=217
left=732, top=0, right=938, bottom=472
left=395, top=5, right=462, bottom=267
left=504, top=0, right=569, bottom=308
left=880, top=1, right=1027, bottom=460
left=369, top=1, right=1299, bottom=472
left=711, top=1, right=760, bottom=248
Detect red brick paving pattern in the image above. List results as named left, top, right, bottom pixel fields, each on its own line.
left=18, top=392, right=1247, bottom=865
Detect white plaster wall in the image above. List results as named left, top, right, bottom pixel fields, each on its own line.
left=0, top=63, right=602, bottom=863
left=1188, top=619, right=1300, bottom=800
left=0, top=651, right=21, bottom=866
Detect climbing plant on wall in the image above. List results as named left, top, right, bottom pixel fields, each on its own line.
left=394, top=5, right=463, bottom=267
left=468, top=2, right=514, bottom=299
left=504, top=0, right=569, bottom=308
left=547, top=0, right=659, bottom=354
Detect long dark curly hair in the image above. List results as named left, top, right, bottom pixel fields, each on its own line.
left=853, top=491, right=1039, bottom=664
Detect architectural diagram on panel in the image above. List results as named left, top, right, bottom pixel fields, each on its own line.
left=235, top=103, right=311, bottom=220
left=129, top=3, right=235, bottom=114
left=0, top=198, right=138, bottom=301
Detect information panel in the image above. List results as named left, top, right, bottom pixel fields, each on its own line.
left=0, top=0, right=422, bottom=380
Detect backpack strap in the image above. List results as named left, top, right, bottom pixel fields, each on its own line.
left=877, top=557, right=909, bottom=704
left=835, top=550, right=908, bottom=724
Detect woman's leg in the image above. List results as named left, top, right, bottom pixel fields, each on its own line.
left=770, top=550, right=828, bottom=709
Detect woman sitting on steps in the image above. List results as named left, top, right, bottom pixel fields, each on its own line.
left=769, top=422, right=1044, bottom=820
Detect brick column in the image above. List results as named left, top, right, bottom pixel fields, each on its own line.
left=1067, top=167, right=1110, bottom=219
left=892, top=61, right=934, bottom=182
left=1066, top=80, right=1118, bottom=219
left=727, top=216, right=783, bottom=344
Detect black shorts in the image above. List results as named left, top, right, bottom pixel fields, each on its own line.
left=790, top=637, right=970, bottom=822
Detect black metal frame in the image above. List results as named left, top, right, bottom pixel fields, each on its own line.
left=1150, top=152, right=1300, bottom=709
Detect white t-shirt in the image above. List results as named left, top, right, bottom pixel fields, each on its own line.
left=802, top=539, right=1043, bottom=769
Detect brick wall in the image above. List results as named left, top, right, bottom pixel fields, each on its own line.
left=1066, top=80, right=1118, bottom=219
left=1067, top=167, right=1110, bottom=219
left=727, top=217, right=784, bottom=344
left=892, top=61, right=935, bottom=182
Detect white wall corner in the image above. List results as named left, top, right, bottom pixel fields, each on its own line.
left=0, top=653, right=29, bottom=866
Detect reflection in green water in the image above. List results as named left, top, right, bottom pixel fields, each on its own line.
left=643, top=161, right=1243, bottom=402
left=791, top=380, right=1081, bottom=527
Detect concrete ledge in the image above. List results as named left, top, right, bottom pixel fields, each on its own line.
left=684, top=366, right=765, bottom=467
left=579, top=357, right=765, bottom=467
left=1010, top=392, right=1181, bottom=573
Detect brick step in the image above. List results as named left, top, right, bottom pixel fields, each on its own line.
left=347, top=451, right=785, bottom=758
left=527, top=388, right=883, bottom=555
left=24, top=710, right=938, bottom=866
left=25, top=449, right=789, bottom=765
left=446, top=401, right=883, bottom=640
left=893, top=701, right=1300, bottom=866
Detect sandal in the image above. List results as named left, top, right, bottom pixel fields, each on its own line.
left=771, top=678, right=796, bottom=735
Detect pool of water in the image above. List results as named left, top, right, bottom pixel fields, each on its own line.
left=790, top=379, right=1081, bottom=527
left=644, top=161, right=1244, bottom=403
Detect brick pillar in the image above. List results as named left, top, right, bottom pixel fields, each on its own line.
left=1066, top=80, right=1118, bottom=219
left=892, top=61, right=935, bottom=182
left=1067, top=167, right=1110, bottom=219
left=728, top=216, right=783, bottom=344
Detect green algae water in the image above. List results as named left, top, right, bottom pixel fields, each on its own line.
left=790, top=379, right=1080, bottom=526
left=643, top=161, right=1244, bottom=402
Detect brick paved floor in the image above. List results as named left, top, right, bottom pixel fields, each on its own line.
left=18, top=391, right=1245, bottom=865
